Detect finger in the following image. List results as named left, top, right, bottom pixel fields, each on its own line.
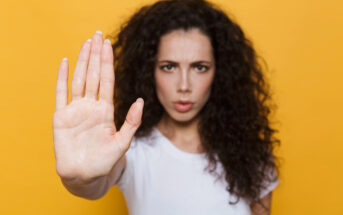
left=85, top=30, right=103, bottom=100
left=118, top=98, right=144, bottom=150
left=71, top=39, right=92, bottom=101
left=55, top=58, right=69, bottom=111
left=99, top=38, right=114, bottom=104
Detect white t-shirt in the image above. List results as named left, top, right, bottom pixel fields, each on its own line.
left=116, top=126, right=280, bottom=215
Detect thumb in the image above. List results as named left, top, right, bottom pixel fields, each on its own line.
left=118, top=98, right=144, bottom=149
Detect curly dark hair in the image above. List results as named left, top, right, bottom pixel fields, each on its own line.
left=106, top=0, right=282, bottom=209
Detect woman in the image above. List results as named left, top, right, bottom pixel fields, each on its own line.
left=52, top=0, right=281, bottom=214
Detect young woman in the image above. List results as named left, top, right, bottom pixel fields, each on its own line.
left=52, top=0, right=281, bottom=214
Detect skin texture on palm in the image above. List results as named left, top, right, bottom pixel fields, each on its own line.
left=52, top=31, right=144, bottom=188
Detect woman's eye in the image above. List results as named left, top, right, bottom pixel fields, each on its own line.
left=160, top=64, right=208, bottom=72
left=160, top=64, right=174, bottom=71
left=195, top=65, right=208, bottom=72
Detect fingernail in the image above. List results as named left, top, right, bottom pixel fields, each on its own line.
left=87, top=38, right=92, bottom=42
left=104, top=39, right=111, bottom=44
left=96, top=30, right=102, bottom=35
left=62, top=57, right=68, bottom=62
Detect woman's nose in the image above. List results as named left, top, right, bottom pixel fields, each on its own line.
left=177, top=69, right=191, bottom=92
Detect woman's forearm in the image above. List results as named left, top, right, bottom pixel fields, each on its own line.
left=60, top=175, right=109, bottom=200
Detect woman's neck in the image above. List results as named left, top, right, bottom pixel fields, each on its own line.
left=155, top=113, right=205, bottom=154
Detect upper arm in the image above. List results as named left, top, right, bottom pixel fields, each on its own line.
left=250, top=192, right=272, bottom=215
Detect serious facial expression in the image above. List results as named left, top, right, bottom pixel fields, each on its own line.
left=154, top=28, right=215, bottom=123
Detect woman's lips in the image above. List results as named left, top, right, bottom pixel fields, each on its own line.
left=173, top=102, right=193, bottom=112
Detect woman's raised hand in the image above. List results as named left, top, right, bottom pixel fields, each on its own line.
left=52, top=31, right=144, bottom=184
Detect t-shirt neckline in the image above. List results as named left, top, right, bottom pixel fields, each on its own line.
left=152, top=126, right=207, bottom=162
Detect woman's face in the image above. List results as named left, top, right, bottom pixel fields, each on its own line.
left=154, top=28, right=215, bottom=123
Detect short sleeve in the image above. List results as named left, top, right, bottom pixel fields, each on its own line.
left=116, top=137, right=137, bottom=191
left=258, top=167, right=280, bottom=199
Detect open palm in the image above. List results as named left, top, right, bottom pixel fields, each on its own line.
left=52, top=31, right=144, bottom=183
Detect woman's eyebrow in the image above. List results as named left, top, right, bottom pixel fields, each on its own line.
left=157, top=60, right=212, bottom=64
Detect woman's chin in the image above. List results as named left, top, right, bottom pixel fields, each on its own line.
left=167, top=110, right=200, bottom=124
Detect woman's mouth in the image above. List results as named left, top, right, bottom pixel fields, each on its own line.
left=173, top=102, right=193, bottom=112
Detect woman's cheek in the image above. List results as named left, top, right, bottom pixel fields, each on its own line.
left=196, top=74, right=214, bottom=103
left=158, top=76, right=171, bottom=94
left=155, top=75, right=174, bottom=106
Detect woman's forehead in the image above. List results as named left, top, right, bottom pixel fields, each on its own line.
left=156, top=28, right=214, bottom=61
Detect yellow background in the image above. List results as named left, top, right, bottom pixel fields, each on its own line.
left=1, top=0, right=342, bottom=214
